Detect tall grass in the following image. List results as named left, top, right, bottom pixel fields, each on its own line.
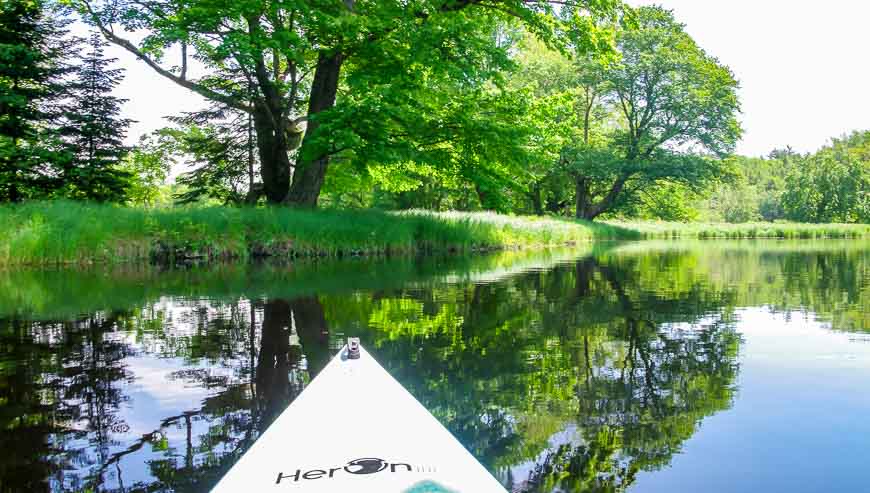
left=0, top=201, right=633, bottom=266
left=3, top=202, right=865, bottom=266
left=607, top=220, right=870, bottom=239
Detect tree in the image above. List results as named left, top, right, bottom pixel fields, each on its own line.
left=58, top=31, right=132, bottom=202
left=170, top=105, right=260, bottom=205
left=781, top=131, right=869, bottom=223
left=508, top=34, right=607, bottom=215
left=121, top=131, right=174, bottom=206
left=75, top=0, right=622, bottom=206
left=0, top=0, right=73, bottom=201
left=566, top=6, right=741, bottom=220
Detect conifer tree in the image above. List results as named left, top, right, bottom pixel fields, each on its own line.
left=59, top=31, right=132, bottom=202
left=171, top=101, right=260, bottom=205
left=0, top=0, right=72, bottom=201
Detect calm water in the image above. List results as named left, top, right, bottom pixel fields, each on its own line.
left=0, top=241, right=868, bottom=492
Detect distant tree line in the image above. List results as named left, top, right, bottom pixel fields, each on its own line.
left=703, top=134, right=869, bottom=223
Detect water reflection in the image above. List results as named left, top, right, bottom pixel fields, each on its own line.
left=0, top=241, right=866, bottom=492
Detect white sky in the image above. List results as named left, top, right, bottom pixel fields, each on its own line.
left=104, top=0, right=870, bottom=157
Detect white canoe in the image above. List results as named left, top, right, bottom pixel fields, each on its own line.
left=212, top=339, right=507, bottom=493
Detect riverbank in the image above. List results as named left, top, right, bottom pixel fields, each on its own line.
left=613, top=220, right=870, bottom=239
left=0, top=201, right=630, bottom=265
left=1, top=201, right=867, bottom=266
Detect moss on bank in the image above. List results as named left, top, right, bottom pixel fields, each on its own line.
left=2, top=201, right=866, bottom=266
left=0, top=201, right=632, bottom=265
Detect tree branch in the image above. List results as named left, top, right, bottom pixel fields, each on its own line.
left=80, top=1, right=250, bottom=113
left=180, top=41, right=188, bottom=80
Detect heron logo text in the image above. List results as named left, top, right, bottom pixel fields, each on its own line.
left=275, top=457, right=436, bottom=484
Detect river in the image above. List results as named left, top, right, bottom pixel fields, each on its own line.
left=0, top=240, right=867, bottom=492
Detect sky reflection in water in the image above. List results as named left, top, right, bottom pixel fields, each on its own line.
left=0, top=240, right=867, bottom=492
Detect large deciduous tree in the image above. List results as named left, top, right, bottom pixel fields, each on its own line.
left=565, top=6, right=741, bottom=219
left=75, top=0, right=622, bottom=206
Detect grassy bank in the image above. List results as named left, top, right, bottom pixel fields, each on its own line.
left=0, top=201, right=631, bottom=265
left=606, top=220, right=870, bottom=239
left=2, top=201, right=866, bottom=266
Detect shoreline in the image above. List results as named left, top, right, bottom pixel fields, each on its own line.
left=1, top=201, right=867, bottom=266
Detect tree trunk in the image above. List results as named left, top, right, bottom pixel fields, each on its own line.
left=252, top=106, right=293, bottom=204
left=7, top=135, right=20, bottom=202
left=474, top=183, right=490, bottom=210
left=529, top=183, right=543, bottom=215
left=575, top=174, right=629, bottom=220
left=247, top=103, right=255, bottom=191
left=575, top=176, right=591, bottom=219
left=285, top=52, right=344, bottom=207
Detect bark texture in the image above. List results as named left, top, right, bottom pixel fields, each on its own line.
left=285, top=52, right=344, bottom=207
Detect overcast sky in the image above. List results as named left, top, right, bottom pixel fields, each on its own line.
left=104, top=0, right=870, bottom=157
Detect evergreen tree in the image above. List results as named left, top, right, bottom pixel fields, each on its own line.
left=0, top=0, right=72, bottom=201
left=58, top=31, right=132, bottom=202
left=170, top=102, right=260, bottom=205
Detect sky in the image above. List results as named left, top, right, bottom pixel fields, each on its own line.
left=103, top=0, right=870, bottom=157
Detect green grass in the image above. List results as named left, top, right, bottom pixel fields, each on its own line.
left=0, top=201, right=633, bottom=266
left=2, top=201, right=866, bottom=266
left=607, top=220, right=870, bottom=239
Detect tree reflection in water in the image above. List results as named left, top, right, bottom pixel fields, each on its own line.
left=0, top=242, right=864, bottom=492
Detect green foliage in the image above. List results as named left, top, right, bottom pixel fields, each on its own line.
left=0, top=7, right=133, bottom=204
left=0, top=201, right=636, bottom=265
left=7, top=0, right=864, bottom=228
left=577, top=6, right=740, bottom=219
left=618, top=181, right=702, bottom=221
left=74, top=0, right=624, bottom=205
left=507, top=34, right=612, bottom=216
left=171, top=126, right=252, bottom=205
left=0, top=0, right=73, bottom=201
left=506, top=6, right=741, bottom=220
left=611, top=220, right=869, bottom=239
left=125, top=116, right=258, bottom=207
left=168, top=104, right=259, bottom=205
left=120, top=131, right=174, bottom=206
left=701, top=153, right=791, bottom=223
left=57, top=31, right=132, bottom=201
left=701, top=134, right=869, bottom=225
left=781, top=131, right=869, bottom=223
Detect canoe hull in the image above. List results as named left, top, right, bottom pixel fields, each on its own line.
left=211, top=345, right=507, bottom=493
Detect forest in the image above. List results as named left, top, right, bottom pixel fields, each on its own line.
left=1, top=0, right=868, bottom=235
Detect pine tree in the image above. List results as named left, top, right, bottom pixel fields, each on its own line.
left=171, top=102, right=261, bottom=205
left=0, top=0, right=73, bottom=201
left=59, top=31, right=132, bottom=202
